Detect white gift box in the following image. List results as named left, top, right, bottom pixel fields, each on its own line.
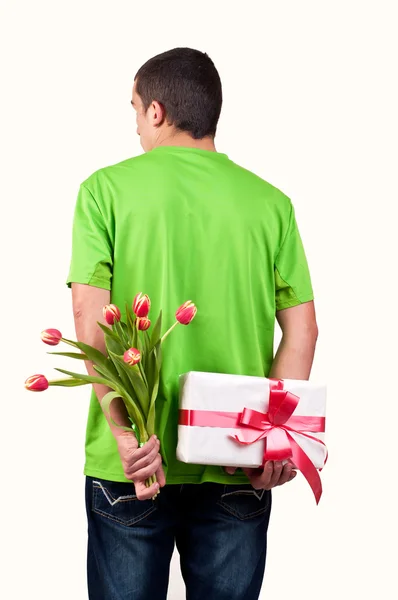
left=177, top=371, right=327, bottom=469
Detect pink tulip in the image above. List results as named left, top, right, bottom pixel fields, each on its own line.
left=123, top=347, right=141, bottom=366
left=176, top=301, right=197, bottom=325
left=103, top=304, right=121, bottom=325
left=41, top=328, right=62, bottom=346
left=133, top=292, right=151, bottom=318
left=25, top=374, right=49, bottom=392
left=136, top=317, right=151, bottom=331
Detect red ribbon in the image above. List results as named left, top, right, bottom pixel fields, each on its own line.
left=179, top=379, right=327, bottom=504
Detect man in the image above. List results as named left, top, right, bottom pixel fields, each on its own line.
left=67, top=47, right=318, bottom=600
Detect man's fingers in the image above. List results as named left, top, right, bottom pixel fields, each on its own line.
left=224, top=467, right=237, bottom=475
left=132, top=435, right=159, bottom=460
left=275, top=463, right=293, bottom=487
left=243, top=462, right=273, bottom=490
left=259, top=461, right=274, bottom=489
left=242, top=467, right=257, bottom=478
left=130, top=454, right=163, bottom=481
left=243, top=461, right=299, bottom=490
left=269, top=461, right=284, bottom=487
left=155, top=463, right=166, bottom=488
left=129, top=441, right=161, bottom=473
left=134, top=480, right=160, bottom=501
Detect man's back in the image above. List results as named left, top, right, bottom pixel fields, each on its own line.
left=67, top=145, right=313, bottom=484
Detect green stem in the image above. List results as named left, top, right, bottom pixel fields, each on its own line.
left=114, top=320, right=129, bottom=349
left=61, top=337, right=79, bottom=348
left=137, top=360, right=149, bottom=389
left=48, top=378, right=89, bottom=387
left=160, top=321, right=179, bottom=344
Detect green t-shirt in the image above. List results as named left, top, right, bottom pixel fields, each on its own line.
left=66, top=146, right=314, bottom=485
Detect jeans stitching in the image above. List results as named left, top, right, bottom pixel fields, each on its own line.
left=217, top=485, right=270, bottom=520
left=92, top=505, right=156, bottom=526
left=93, top=480, right=137, bottom=506
left=221, top=489, right=265, bottom=501
left=217, top=500, right=270, bottom=520
left=91, top=481, right=157, bottom=526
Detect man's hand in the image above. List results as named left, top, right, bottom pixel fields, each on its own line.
left=225, top=461, right=297, bottom=489
left=116, top=433, right=166, bottom=500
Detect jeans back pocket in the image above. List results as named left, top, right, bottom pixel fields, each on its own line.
left=91, top=478, right=157, bottom=526
left=218, top=484, right=271, bottom=520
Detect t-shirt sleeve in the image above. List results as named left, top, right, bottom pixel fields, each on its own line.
left=274, top=201, right=314, bottom=311
left=66, top=183, right=113, bottom=290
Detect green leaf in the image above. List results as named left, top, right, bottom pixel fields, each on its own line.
left=97, top=321, right=120, bottom=340
left=72, top=342, right=108, bottom=366
left=64, top=336, right=118, bottom=381
left=139, top=330, right=150, bottom=374
left=143, top=330, right=150, bottom=355
left=132, top=323, right=138, bottom=352
left=100, top=391, right=135, bottom=433
left=151, top=342, right=162, bottom=404
left=111, top=320, right=127, bottom=350
left=104, top=357, right=120, bottom=377
left=155, top=339, right=163, bottom=370
left=120, top=321, right=129, bottom=341
left=149, top=309, right=162, bottom=351
left=101, top=358, right=133, bottom=400
left=123, top=395, right=147, bottom=439
left=129, top=418, right=141, bottom=446
left=47, top=351, right=89, bottom=360
left=109, top=352, right=150, bottom=416
left=49, top=378, right=89, bottom=387
left=54, top=368, right=114, bottom=387
left=104, top=334, right=125, bottom=356
left=136, top=329, right=144, bottom=354
left=137, top=356, right=149, bottom=388
left=145, top=337, right=157, bottom=399
left=125, top=303, right=136, bottom=344
left=92, top=364, right=124, bottom=389
left=146, top=341, right=162, bottom=435
left=101, top=388, right=147, bottom=442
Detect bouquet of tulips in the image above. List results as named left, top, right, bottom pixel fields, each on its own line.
left=25, top=293, right=197, bottom=491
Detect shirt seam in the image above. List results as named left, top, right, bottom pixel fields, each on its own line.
left=276, top=293, right=315, bottom=311
left=274, top=266, right=304, bottom=305
left=66, top=274, right=111, bottom=289
left=274, top=198, right=293, bottom=262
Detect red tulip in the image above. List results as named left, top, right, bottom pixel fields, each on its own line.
left=25, top=374, right=49, bottom=392
left=123, top=347, right=141, bottom=366
left=133, top=292, right=151, bottom=317
left=41, top=328, right=62, bottom=346
left=176, top=301, right=197, bottom=325
left=136, top=317, right=151, bottom=331
left=103, top=304, right=121, bottom=325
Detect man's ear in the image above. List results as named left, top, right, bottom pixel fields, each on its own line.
left=150, top=100, right=166, bottom=126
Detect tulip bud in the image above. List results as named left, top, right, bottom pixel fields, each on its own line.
left=133, top=292, right=151, bottom=318
left=123, top=347, right=141, bottom=366
left=25, top=374, right=49, bottom=392
left=176, top=301, right=197, bottom=325
left=103, top=304, right=121, bottom=325
left=136, top=317, right=151, bottom=331
left=41, top=328, right=62, bottom=346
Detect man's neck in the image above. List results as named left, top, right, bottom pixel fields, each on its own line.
left=153, top=132, right=217, bottom=152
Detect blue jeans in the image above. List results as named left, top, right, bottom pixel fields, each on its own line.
left=86, top=476, right=272, bottom=600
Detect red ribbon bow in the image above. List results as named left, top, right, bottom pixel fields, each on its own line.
left=234, top=379, right=327, bottom=503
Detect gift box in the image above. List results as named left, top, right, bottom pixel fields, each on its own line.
left=177, top=371, right=327, bottom=502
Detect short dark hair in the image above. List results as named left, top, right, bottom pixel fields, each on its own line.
left=135, top=47, right=222, bottom=139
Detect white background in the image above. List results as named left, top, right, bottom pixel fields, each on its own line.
left=1, top=0, right=397, bottom=598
